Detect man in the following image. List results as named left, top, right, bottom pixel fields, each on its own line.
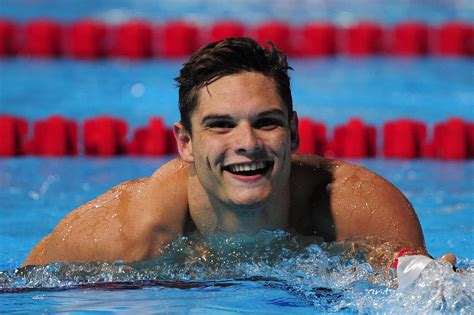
left=23, top=37, right=454, bottom=269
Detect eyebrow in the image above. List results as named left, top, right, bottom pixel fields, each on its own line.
left=256, top=109, right=286, bottom=118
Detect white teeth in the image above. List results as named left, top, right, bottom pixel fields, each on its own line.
left=228, top=162, right=267, bottom=173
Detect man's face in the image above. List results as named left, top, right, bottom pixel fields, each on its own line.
left=178, top=72, right=298, bottom=210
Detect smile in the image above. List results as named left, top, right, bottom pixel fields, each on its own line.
left=223, top=161, right=273, bottom=176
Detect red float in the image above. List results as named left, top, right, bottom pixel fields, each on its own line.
left=208, top=21, right=245, bottom=43
left=435, top=22, right=473, bottom=56
left=67, top=19, right=108, bottom=59
left=344, top=21, right=385, bottom=56
left=114, top=20, right=153, bottom=59
left=24, top=116, right=77, bottom=156
left=0, top=19, right=17, bottom=56
left=331, top=118, right=376, bottom=158
left=300, top=22, right=338, bottom=56
left=392, top=22, right=429, bottom=56
left=143, top=118, right=168, bottom=155
left=0, top=116, right=27, bottom=156
left=254, top=21, right=293, bottom=55
left=297, top=118, right=327, bottom=155
left=383, top=119, right=426, bottom=159
left=434, top=118, right=468, bottom=159
left=84, top=117, right=128, bottom=156
left=127, top=118, right=176, bottom=155
left=23, top=19, right=63, bottom=57
left=344, top=119, right=367, bottom=158
left=160, top=21, right=199, bottom=57
left=127, top=127, right=147, bottom=155
left=468, top=122, right=474, bottom=158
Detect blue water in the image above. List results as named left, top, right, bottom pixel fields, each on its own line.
left=1, top=58, right=473, bottom=130
left=1, top=0, right=473, bottom=313
left=0, top=158, right=473, bottom=313
left=1, top=0, right=473, bottom=24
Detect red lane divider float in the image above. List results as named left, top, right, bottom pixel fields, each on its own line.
left=297, top=118, right=327, bottom=155
left=84, top=116, right=128, bottom=156
left=434, top=117, right=472, bottom=160
left=67, top=19, right=108, bottom=59
left=325, top=118, right=376, bottom=158
left=254, top=21, right=293, bottom=55
left=23, top=19, right=63, bottom=57
left=22, top=116, right=77, bottom=156
left=113, top=20, right=153, bottom=59
left=344, top=21, right=385, bottom=56
left=436, top=21, right=474, bottom=56
left=3, top=115, right=471, bottom=159
left=208, top=21, right=246, bottom=43
left=383, top=119, right=427, bottom=159
left=0, top=19, right=472, bottom=59
left=300, top=22, right=338, bottom=57
left=127, top=117, right=177, bottom=155
left=0, top=115, right=27, bottom=156
left=160, top=21, right=199, bottom=58
left=0, top=19, right=18, bottom=56
left=391, top=22, right=430, bottom=56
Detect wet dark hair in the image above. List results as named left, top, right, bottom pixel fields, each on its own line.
left=175, top=37, right=293, bottom=133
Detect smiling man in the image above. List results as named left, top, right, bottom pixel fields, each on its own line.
left=23, top=37, right=454, bottom=270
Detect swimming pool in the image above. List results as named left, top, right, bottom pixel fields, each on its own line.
left=0, top=158, right=472, bottom=312
left=1, top=0, right=473, bottom=313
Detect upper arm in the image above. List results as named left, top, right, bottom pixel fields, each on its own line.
left=329, top=163, right=426, bottom=254
left=23, top=180, right=137, bottom=266
left=23, top=158, right=190, bottom=267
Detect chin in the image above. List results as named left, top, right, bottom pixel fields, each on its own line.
left=231, top=190, right=271, bottom=211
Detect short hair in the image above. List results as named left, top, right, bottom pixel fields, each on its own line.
left=175, top=37, right=293, bottom=133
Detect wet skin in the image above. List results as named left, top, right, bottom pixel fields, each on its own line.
left=24, top=72, right=429, bottom=267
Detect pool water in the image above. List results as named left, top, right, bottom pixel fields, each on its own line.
left=1, top=58, right=473, bottom=129
left=1, top=0, right=473, bottom=313
left=0, top=158, right=472, bottom=313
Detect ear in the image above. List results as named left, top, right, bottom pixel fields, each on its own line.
left=290, top=111, right=299, bottom=152
left=173, top=122, right=194, bottom=163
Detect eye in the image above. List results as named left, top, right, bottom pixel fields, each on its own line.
left=254, top=117, right=282, bottom=130
left=206, top=120, right=235, bottom=130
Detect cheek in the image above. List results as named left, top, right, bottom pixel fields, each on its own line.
left=265, top=129, right=292, bottom=151
left=193, top=134, right=228, bottom=162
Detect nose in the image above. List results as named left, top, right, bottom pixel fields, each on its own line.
left=234, top=123, right=261, bottom=155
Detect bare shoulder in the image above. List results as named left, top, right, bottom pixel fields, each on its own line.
left=327, top=159, right=426, bottom=252
left=290, top=154, right=426, bottom=253
left=23, top=158, right=190, bottom=266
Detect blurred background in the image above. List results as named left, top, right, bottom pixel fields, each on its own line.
left=0, top=0, right=473, bottom=295
left=0, top=0, right=472, bottom=157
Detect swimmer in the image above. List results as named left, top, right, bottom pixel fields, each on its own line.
left=23, top=37, right=456, bottom=271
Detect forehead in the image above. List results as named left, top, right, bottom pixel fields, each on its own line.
left=193, top=72, right=286, bottom=117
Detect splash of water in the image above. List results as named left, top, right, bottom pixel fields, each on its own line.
left=1, top=230, right=472, bottom=313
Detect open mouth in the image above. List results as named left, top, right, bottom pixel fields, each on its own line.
left=223, top=161, right=274, bottom=176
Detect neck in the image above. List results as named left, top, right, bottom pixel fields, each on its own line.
left=187, top=171, right=290, bottom=235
